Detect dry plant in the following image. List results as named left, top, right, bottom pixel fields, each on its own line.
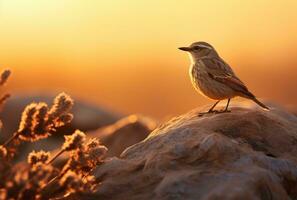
left=0, top=69, right=108, bottom=200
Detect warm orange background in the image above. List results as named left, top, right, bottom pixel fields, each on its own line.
left=0, top=1, right=297, bottom=118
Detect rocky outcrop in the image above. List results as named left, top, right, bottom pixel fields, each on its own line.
left=88, top=102, right=297, bottom=200
left=89, top=115, right=156, bottom=157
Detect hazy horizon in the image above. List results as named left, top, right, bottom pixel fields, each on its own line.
left=1, top=0, right=297, bottom=118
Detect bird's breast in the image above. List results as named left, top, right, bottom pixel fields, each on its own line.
left=189, top=63, right=207, bottom=92
left=189, top=63, right=235, bottom=100
left=189, top=63, right=207, bottom=88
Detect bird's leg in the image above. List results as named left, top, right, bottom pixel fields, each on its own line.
left=198, top=100, right=220, bottom=116
left=208, top=100, right=220, bottom=113
left=219, top=98, right=231, bottom=113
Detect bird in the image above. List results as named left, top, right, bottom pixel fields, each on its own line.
left=179, top=41, right=269, bottom=115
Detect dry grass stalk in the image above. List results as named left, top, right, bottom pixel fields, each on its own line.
left=0, top=69, right=11, bottom=85
left=4, top=93, right=74, bottom=147
left=0, top=70, right=108, bottom=199
left=47, top=130, right=86, bottom=164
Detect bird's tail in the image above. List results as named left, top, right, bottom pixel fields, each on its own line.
left=252, top=97, right=269, bottom=110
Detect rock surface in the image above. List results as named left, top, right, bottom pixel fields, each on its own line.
left=89, top=115, right=156, bottom=157
left=87, top=102, right=297, bottom=200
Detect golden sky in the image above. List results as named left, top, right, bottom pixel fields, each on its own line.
left=0, top=0, right=297, bottom=118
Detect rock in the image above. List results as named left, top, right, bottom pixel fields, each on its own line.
left=89, top=115, right=156, bottom=157
left=88, top=101, right=297, bottom=200
left=285, top=104, right=297, bottom=117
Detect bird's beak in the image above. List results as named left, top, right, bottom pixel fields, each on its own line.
left=178, top=47, right=192, bottom=52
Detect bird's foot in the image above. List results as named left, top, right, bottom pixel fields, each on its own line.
left=197, top=110, right=217, bottom=117
left=198, top=112, right=207, bottom=117
left=216, top=109, right=231, bottom=114
left=197, top=109, right=230, bottom=117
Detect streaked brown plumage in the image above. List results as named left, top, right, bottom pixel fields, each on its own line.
left=179, top=41, right=269, bottom=114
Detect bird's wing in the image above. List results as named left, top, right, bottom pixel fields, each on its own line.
left=200, top=57, right=255, bottom=98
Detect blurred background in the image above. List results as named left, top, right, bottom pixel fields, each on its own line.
left=0, top=0, right=296, bottom=119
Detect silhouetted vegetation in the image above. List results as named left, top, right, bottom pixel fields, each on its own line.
left=0, top=70, right=107, bottom=199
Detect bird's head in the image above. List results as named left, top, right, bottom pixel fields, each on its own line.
left=179, top=41, right=218, bottom=62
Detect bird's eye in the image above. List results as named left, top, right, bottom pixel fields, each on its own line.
left=194, top=46, right=200, bottom=50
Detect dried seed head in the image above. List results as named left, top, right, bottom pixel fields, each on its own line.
left=84, top=175, right=95, bottom=184
left=30, top=163, right=53, bottom=187
left=59, top=170, right=83, bottom=193
left=86, top=138, right=107, bottom=166
left=28, top=150, right=50, bottom=165
left=62, top=130, right=86, bottom=151
left=88, top=145, right=107, bottom=166
left=55, top=113, right=73, bottom=127
left=34, top=103, right=48, bottom=123
left=62, top=148, right=88, bottom=175
left=0, top=145, right=7, bottom=158
left=86, top=138, right=100, bottom=149
left=31, top=162, right=53, bottom=175
left=18, top=103, right=38, bottom=141
left=0, top=69, right=11, bottom=85
left=74, top=149, right=89, bottom=170
left=48, top=93, right=74, bottom=120
left=18, top=103, right=52, bottom=141
left=16, top=94, right=74, bottom=143
left=81, top=175, right=96, bottom=192
left=32, top=103, right=50, bottom=139
left=0, top=93, right=10, bottom=107
left=63, top=138, right=107, bottom=174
